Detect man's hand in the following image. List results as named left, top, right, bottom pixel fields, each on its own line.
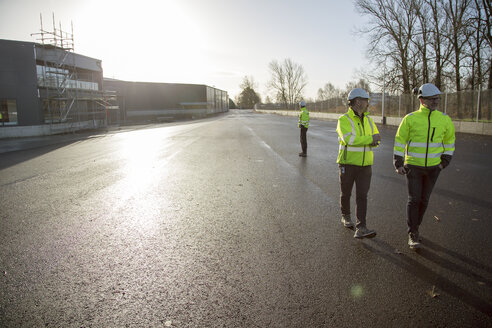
left=371, top=133, right=381, bottom=146
left=396, top=167, right=406, bottom=175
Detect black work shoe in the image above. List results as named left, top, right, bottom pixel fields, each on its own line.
left=408, top=233, right=422, bottom=250
left=354, top=226, right=376, bottom=238
left=298, top=152, right=307, bottom=157
left=341, top=216, right=354, bottom=229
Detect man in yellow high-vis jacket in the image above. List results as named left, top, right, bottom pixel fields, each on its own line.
left=298, top=100, right=310, bottom=157
left=337, top=88, right=381, bottom=238
left=394, top=83, right=455, bottom=250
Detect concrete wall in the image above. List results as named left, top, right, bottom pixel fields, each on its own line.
left=0, top=120, right=106, bottom=138
left=254, top=109, right=492, bottom=136
left=0, top=39, right=41, bottom=125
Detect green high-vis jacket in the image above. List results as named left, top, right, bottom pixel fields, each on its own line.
left=394, top=105, right=455, bottom=168
left=298, top=107, right=309, bottom=128
left=336, top=107, right=379, bottom=166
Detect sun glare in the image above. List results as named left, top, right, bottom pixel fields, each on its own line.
left=77, top=0, right=207, bottom=82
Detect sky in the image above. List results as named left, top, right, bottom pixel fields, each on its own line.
left=0, top=0, right=373, bottom=101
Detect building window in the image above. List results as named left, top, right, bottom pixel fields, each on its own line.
left=36, top=65, right=99, bottom=91
left=0, top=99, right=18, bottom=126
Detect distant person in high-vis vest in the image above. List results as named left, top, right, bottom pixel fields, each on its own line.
left=337, top=88, right=380, bottom=239
left=394, top=83, right=455, bottom=250
left=298, top=100, right=310, bottom=157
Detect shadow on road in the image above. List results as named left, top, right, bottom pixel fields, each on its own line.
left=430, top=187, right=492, bottom=210
left=362, top=238, right=492, bottom=317
left=375, top=172, right=492, bottom=210
left=421, top=237, right=492, bottom=276
left=0, top=139, right=87, bottom=171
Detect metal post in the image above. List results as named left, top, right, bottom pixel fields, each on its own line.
left=382, top=70, right=385, bottom=124
left=476, top=85, right=481, bottom=122
left=398, top=93, right=401, bottom=118
left=444, top=92, right=448, bottom=114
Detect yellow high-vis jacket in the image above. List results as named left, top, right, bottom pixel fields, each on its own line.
left=394, top=105, right=455, bottom=168
left=298, top=107, right=310, bottom=128
left=336, top=108, right=379, bottom=166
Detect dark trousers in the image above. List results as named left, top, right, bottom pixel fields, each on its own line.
left=339, top=165, right=372, bottom=228
left=300, top=126, right=308, bottom=154
left=406, top=166, right=441, bottom=233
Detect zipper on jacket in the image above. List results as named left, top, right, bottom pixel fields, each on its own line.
left=360, top=115, right=366, bottom=166
left=425, top=111, right=431, bottom=167
left=431, top=127, right=436, bottom=142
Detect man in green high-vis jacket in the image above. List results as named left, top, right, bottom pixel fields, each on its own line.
left=337, top=88, right=381, bottom=239
left=394, top=83, right=455, bottom=250
left=298, top=100, right=309, bottom=157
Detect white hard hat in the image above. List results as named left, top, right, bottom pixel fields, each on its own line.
left=417, top=83, right=441, bottom=98
left=347, top=88, right=370, bottom=100
left=299, top=100, right=306, bottom=107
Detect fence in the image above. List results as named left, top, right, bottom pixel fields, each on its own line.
left=257, top=88, right=492, bottom=122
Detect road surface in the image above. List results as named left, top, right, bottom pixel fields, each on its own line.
left=1, top=110, right=491, bottom=327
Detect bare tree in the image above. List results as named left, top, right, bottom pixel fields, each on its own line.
left=356, top=0, right=492, bottom=92
left=317, top=88, right=326, bottom=102
left=355, top=0, right=418, bottom=93
left=479, top=0, right=492, bottom=88
left=483, top=0, right=492, bottom=46
left=345, top=79, right=372, bottom=94
left=414, top=0, right=430, bottom=83
left=268, top=59, right=308, bottom=109
left=317, top=82, right=340, bottom=101
left=424, top=0, right=454, bottom=90
left=463, top=0, right=485, bottom=89
left=356, top=0, right=492, bottom=91
left=268, top=60, right=287, bottom=107
left=444, top=0, right=473, bottom=92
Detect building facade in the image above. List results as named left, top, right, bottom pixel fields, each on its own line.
left=103, top=79, right=228, bottom=123
left=1, top=38, right=229, bottom=137
left=0, top=39, right=108, bottom=131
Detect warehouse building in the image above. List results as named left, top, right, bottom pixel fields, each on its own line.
left=0, top=37, right=229, bottom=138
left=0, top=38, right=113, bottom=137
left=104, top=79, right=228, bottom=123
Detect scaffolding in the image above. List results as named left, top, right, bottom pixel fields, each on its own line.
left=31, top=13, right=120, bottom=132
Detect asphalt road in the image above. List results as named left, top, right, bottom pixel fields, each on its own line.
left=1, top=109, right=491, bottom=327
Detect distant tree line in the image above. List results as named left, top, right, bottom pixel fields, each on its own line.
left=316, top=79, right=372, bottom=103
left=355, top=0, right=492, bottom=93
left=236, top=59, right=310, bottom=109
left=235, top=0, right=491, bottom=108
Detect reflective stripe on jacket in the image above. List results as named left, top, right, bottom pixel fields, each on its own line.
left=298, top=107, right=310, bottom=128
left=394, top=105, right=455, bottom=167
left=336, top=107, right=379, bottom=166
